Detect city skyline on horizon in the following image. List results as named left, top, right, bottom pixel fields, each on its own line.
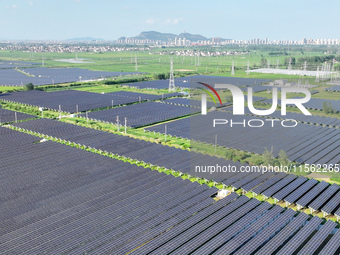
left=1, top=0, right=339, bottom=41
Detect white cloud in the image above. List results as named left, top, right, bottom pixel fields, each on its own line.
left=165, top=18, right=183, bottom=25
left=145, top=18, right=156, bottom=25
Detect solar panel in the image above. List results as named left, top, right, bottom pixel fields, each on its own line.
left=254, top=212, right=310, bottom=255
left=0, top=67, right=140, bottom=86
left=146, top=196, right=251, bottom=255
left=297, top=220, right=336, bottom=255
left=0, top=108, right=36, bottom=123
left=296, top=181, right=330, bottom=208
left=275, top=216, right=322, bottom=255
left=252, top=172, right=287, bottom=195
left=79, top=101, right=198, bottom=127
left=309, top=183, right=340, bottom=211
left=124, top=193, right=240, bottom=255
left=272, top=176, right=308, bottom=201
left=284, top=178, right=318, bottom=205
left=168, top=198, right=261, bottom=255
left=262, top=174, right=297, bottom=198
left=215, top=205, right=284, bottom=254
left=321, top=190, right=340, bottom=215
left=319, top=227, right=340, bottom=255
left=191, top=202, right=273, bottom=255
left=241, top=171, right=277, bottom=193
left=233, top=208, right=296, bottom=255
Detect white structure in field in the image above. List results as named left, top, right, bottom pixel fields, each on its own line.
left=169, top=57, right=175, bottom=92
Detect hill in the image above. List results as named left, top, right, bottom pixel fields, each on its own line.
left=118, top=31, right=228, bottom=42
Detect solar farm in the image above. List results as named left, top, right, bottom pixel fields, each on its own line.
left=0, top=67, right=141, bottom=86
left=0, top=53, right=340, bottom=254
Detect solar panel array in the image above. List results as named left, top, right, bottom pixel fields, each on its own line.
left=254, top=212, right=310, bottom=255
left=1, top=126, right=339, bottom=254
left=297, top=220, right=337, bottom=255
left=242, top=107, right=340, bottom=128
left=79, top=101, right=199, bottom=127
left=146, top=111, right=340, bottom=165
left=319, top=227, right=340, bottom=255
left=296, top=181, right=330, bottom=208
left=284, top=178, right=319, bottom=205
left=0, top=127, right=222, bottom=254
left=325, top=85, right=340, bottom=92
left=11, top=118, right=257, bottom=185
left=309, top=183, right=340, bottom=211
left=272, top=176, right=308, bottom=201
left=106, top=91, right=181, bottom=101
left=276, top=216, right=323, bottom=255
left=9, top=117, right=340, bottom=218
left=0, top=108, right=36, bottom=123
left=160, top=97, right=216, bottom=108
left=0, top=90, right=157, bottom=113
left=0, top=60, right=39, bottom=69
left=126, top=75, right=270, bottom=89
left=0, top=67, right=140, bottom=86
left=263, top=97, right=340, bottom=112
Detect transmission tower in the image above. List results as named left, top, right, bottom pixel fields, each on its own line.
left=303, top=61, right=307, bottom=71
left=246, top=60, right=250, bottom=75
left=267, top=60, right=271, bottom=69
left=169, top=57, right=175, bottom=92
left=315, top=66, right=320, bottom=82
left=288, top=58, right=292, bottom=70
left=231, top=60, right=235, bottom=75
left=276, top=59, right=279, bottom=69
left=135, top=53, right=138, bottom=71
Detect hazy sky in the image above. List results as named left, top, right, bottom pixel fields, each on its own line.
left=0, top=0, right=339, bottom=40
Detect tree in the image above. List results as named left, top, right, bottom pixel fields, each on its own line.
left=278, top=150, right=289, bottom=166
left=260, top=58, right=267, bottom=67
left=323, top=101, right=334, bottom=114
left=262, top=148, right=275, bottom=166
left=23, top=83, right=34, bottom=91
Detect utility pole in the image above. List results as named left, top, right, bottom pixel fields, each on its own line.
left=116, top=116, right=120, bottom=132
left=169, top=57, right=175, bottom=92
left=231, top=60, right=235, bottom=75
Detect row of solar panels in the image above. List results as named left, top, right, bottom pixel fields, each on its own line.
left=0, top=108, right=36, bottom=123
left=146, top=111, right=340, bottom=165
left=2, top=119, right=340, bottom=253
left=325, top=85, right=340, bottom=92
left=125, top=75, right=270, bottom=89
left=79, top=101, right=199, bottom=127
left=0, top=68, right=140, bottom=86
left=238, top=107, right=340, bottom=127
left=12, top=118, right=340, bottom=217
left=0, top=90, right=180, bottom=114
left=263, top=97, right=340, bottom=112
left=0, top=61, right=40, bottom=69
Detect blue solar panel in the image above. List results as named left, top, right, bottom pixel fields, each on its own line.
left=284, top=178, right=318, bottom=205
left=233, top=209, right=296, bottom=255
left=215, top=205, right=284, bottom=254
left=272, top=176, right=308, bottom=201
left=296, top=181, right=330, bottom=208
left=276, top=216, right=322, bottom=255
left=319, top=227, right=340, bottom=255
left=321, top=190, right=340, bottom=215
left=297, top=220, right=336, bottom=255
left=254, top=212, right=310, bottom=255
left=309, top=183, right=340, bottom=211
